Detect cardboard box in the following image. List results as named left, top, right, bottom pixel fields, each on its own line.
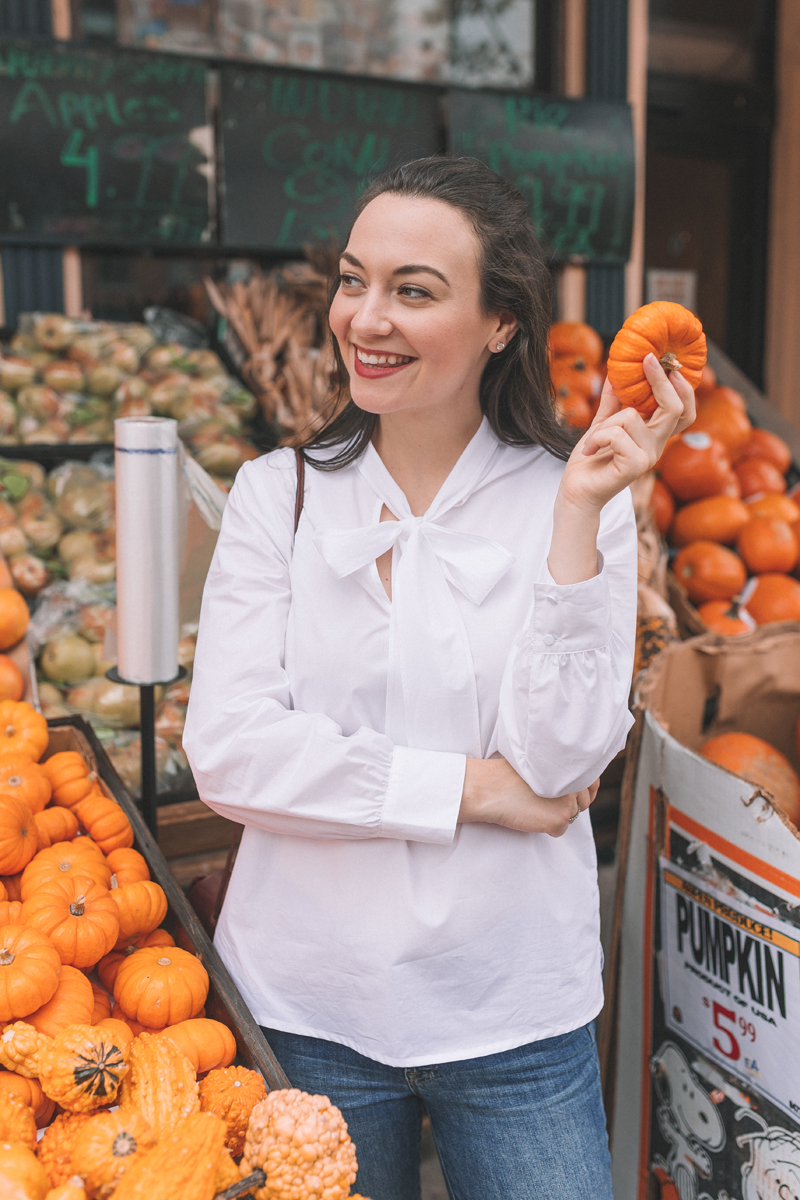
left=605, top=626, right=800, bottom=1200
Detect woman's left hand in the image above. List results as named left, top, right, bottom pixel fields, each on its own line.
left=559, top=352, right=696, bottom=516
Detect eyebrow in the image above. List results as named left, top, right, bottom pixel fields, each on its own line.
left=340, top=251, right=449, bottom=286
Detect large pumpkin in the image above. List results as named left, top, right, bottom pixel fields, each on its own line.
left=38, top=1024, right=129, bottom=1114
left=21, top=875, right=119, bottom=969
left=0, top=700, right=48, bottom=762
left=0, top=755, right=51, bottom=814
left=0, top=795, right=38, bottom=875
left=607, top=301, right=706, bottom=416
left=700, top=732, right=800, bottom=826
left=26, top=964, right=94, bottom=1038
left=70, top=1108, right=156, bottom=1199
left=20, top=842, right=111, bottom=902
left=113, top=946, right=208, bottom=1030
left=0, top=924, right=61, bottom=1022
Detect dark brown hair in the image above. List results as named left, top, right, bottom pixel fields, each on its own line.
left=302, top=155, right=574, bottom=468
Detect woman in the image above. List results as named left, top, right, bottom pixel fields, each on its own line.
left=184, top=156, right=694, bottom=1199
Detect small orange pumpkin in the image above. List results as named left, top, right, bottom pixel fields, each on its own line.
left=106, top=848, right=149, bottom=887
left=650, top=478, right=675, bottom=537
left=0, top=700, right=48, bottom=761
left=113, top=946, right=209, bottom=1030
left=691, top=394, right=752, bottom=460
left=91, top=982, right=112, bottom=1025
left=160, top=1018, right=236, bottom=1074
left=0, top=795, right=38, bottom=875
left=747, top=493, right=800, bottom=524
left=0, top=755, right=51, bottom=814
left=94, top=1017, right=135, bottom=1048
left=33, top=806, right=79, bottom=850
left=0, top=1069, right=54, bottom=1127
left=0, top=657, right=24, bottom=703
left=670, top=495, right=750, bottom=548
left=744, top=573, right=800, bottom=625
left=0, top=924, right=61, bottom=1022
left=20, top=842, right=111, bottom=902
left=198, top=1065, right=267, bottom=1157
left=0, top=588, right=30, bottom=652
left=697, top=600, right=754, bottom=637
left=658, top=433, right=731, bottom=503
left=74, top=793, right=133, bottom=855
left=734, top=457, right=787, bottom=500
left=21, top=875, right=119, bottom=969
left=110, top=881, right=167, bottom=947
left=737, top=427, right=791, bottom=474
left=607, top=301, right=706, bottom=416
left=38, top=1024, right=130, bottom=1113
left=69, top=1108, right=155, bottom=1198
left=41, top=753, right=96, bottom=810
left=0, top=899, right=24, bottom=923
left=97, top=929, right=175, bottom=992
left=26, top=964, right=94, bottom=1038
left=736, top=517, right=798, bottom=575
left=549, top=321, right=603, bottom=367
left=672, top=541, right=747, bottom=605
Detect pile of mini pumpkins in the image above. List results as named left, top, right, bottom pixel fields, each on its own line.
left=0, top=699, right=364, bottom=1200
left=548, top=321, right=605, bottom=429
left=648, top=366, right=800, bottom=633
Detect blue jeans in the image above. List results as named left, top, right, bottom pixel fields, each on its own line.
left=260, top=1023, right=613, bottom=1200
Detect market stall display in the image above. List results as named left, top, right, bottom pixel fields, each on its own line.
left=0, top=316, right=259, bottom=482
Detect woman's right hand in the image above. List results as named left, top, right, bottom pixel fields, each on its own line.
left=460, top=757, right=599, bottom=837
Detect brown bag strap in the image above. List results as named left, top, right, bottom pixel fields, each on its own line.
left=210, top=448, right=306, bottom=925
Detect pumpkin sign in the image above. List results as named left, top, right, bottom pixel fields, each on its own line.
left=607, top=301, right=706, bottom=416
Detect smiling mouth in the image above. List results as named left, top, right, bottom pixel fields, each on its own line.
left=354, top=345, right=416, bottom=367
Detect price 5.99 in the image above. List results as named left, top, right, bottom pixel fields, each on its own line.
left=702, top=996, right=756, bottom=1060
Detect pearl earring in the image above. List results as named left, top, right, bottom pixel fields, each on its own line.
left=495, top=342, right=505, bottom=351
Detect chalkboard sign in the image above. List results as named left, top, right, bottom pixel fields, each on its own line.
left=448, top=91, right=635, bottom=263
left=0, top=40, right=211, bottom=245
left=219, top=67, right=440, bottom=249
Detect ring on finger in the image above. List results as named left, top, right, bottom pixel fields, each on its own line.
left=568, top=809, right=580, bottom=824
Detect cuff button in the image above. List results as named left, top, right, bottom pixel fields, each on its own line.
left=543, top=633, right=555, bottom=646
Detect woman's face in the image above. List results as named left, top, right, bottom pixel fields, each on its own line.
left=329, top=192, right=516, bottom=419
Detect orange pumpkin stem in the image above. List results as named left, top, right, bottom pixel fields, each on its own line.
left=69, top=896, right=86, bottom=917
left=660, top=352, right=682, bottom=371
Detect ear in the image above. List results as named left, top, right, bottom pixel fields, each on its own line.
left=488, top=311, right=519, bottom=354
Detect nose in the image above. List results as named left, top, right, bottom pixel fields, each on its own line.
left=349, top=285, right=394, bottom=340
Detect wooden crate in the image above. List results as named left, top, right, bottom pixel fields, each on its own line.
left=46, top=715, right=290, bottom=1090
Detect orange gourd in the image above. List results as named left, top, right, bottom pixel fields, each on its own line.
left=41, top=754, right=96, bottom=810
left=0, top=795, right=38, bottom=875
left=26, top=964, right=94, bottom=1038
left=106, top=848, right=149, bottom=887
left=691, top=395, right=752, bottom=460
left=549, top=321, right=603, bottom=367
left=736, top=518, right=798, bottom=574
left=0, top=898, right=24, bottom=923
left=113, top=946, right=208, bottom=1030
left=650, top=478, right=675, bottom=537
left=746, top=493, right=800, bottom=524
left=69, top=1108, right=156, bottom=1198
left=161, top=1018, right=236, bottom=1074
left=21, top=875, right=119, bottom=969
left=0, top=1142, right=48, bottom=1199
left=21, top=842, right=111, bottom=902
left=110, top=880, right=167, bottom=947
left=0, top=756, right=51, bottom=814
left=669, top=495, right=750, bottom=548
left=33, top=807, right=79, bottom=850
left=199, top=1065, right=267, bottom=1157
left=658, top=433, right=731, bottom=502
left=672, top=542, right=747, bottom=605
left=94, top=1017, right=134, bottom=1048
left=734, top=457, right=787, bottom=500
left=74, top=793, right=133, bottom=855
left=0, top=1070, right=54, bottom=1127
left=117, top=1032, right=200, bottom=1140
left=738, top=427, right=792, bottom=474
left=607, top=301, right=706, bottom=416
left=744, top=573, right=800, bottom=625
left=0, top=1088, right=38, bottom=1149
left=0, top=1021, right=52, bottom=1077
left=700, top=732, right=800, bottom=826
left=42, top=1180, right=87, bottom=1200
left=0, top=924, right=61, bottom=1022
left=38, top=1024, right=129, bottom=1114
left=0, top=701, right=48, bottom=761
left=697, top=600, right=754, bottom=636
left=241, top=1089, right=357, bottom=1200
left=111, top=1112, right=225, bottom=1200
left=37, top=1113, right=93, bottom=1188
left=0, top=655, right=24, bottom=702
left=0, top=588, right=30, bottom=651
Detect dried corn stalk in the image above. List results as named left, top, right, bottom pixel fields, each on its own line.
left=204, top=258, right=340, bottom=442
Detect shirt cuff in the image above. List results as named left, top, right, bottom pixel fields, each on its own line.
left=380, top=747, right=466, bottom=843
left=530, top=553, right=612, bottom=653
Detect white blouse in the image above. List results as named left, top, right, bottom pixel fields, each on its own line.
left=184, top=417, right=637, bottom=1067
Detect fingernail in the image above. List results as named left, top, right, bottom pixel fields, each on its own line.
left=645, top=352, right=658, bottom=365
